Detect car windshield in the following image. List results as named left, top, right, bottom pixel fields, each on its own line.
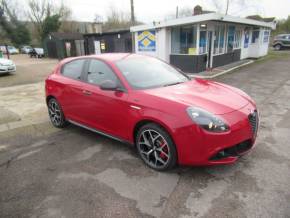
left=116, top=56, right=189, bottom=90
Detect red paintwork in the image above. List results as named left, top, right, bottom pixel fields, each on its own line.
left=45, top=53, right=258, bottom=166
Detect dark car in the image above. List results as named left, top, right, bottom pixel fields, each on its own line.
left=273, top=34, right=290, bottom=50
left=29, top=48, right=44, bottom=58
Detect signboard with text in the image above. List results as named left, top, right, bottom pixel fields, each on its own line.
left=137, top=30, right=156, bottom=52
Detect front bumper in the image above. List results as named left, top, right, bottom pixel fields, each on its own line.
left=174, top=103, right=259, bottom=166
left=0, top=64, right=16, bottom=74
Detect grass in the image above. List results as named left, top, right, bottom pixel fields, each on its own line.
left=256, top=49, right=290, bottom=63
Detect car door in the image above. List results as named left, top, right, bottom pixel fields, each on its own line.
left=80, top=58, right=130, bottom=140
left=57, top=58, right=89, bottom=124
left=285, top=35, right=290, bottom=47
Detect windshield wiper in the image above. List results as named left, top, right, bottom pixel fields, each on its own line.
left=163, top=82, right=183, bottom=87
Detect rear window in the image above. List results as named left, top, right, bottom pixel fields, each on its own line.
left=62, top=59, right=85, bottom=80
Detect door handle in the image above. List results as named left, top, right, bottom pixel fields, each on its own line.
left=82, top=90, right=92, bottom=96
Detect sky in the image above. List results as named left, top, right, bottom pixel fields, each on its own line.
left=19, top=0, right=290, bottom=23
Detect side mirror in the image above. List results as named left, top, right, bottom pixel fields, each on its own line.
left=100, top=80, right=119, bottom=91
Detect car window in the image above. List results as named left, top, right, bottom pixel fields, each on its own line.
left=116, top=56, right=189, bottom=90
left=86, top=59, right=118, bottom=85
left=62, top=59, right=85, bottom=80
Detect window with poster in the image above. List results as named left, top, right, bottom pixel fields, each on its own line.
left=213, top=24, right=226, bottom=55
left=199, top=24, right=207, bottom=54
left=252, top=28, right=260, bottom=43
left=244, top=28, right=250, bottom=48
left=171, top=25, right=197, bottom=55
left=263, top=30, right=270, bottom=43
left=227, top=26, right=235, bottom=52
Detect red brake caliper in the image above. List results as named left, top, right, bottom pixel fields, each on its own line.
left=159, top=139, right=168, bottom=160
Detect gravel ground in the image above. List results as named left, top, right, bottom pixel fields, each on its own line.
left=0, top=54, right=58, bottom=88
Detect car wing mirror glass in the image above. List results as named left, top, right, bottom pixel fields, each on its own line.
left=100, top=80, right=118, bottom=91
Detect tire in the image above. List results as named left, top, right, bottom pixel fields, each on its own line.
left=136, top=123, right=177, bottom=171
left=47, top=98, right=68, bottom=128
left=274, top=44, right=281, bottom=51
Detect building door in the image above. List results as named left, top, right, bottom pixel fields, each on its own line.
left=94, top=41, right=101, bottom=54
left=75, top=40, right=85, bottom=56
left=207, top=31, right=213, bottom=68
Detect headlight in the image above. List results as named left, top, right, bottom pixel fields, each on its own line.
left=186, top=107, right=229, bottom=132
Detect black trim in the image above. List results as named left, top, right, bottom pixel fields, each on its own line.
left=68, top=119, right=133, bottom=145
left=210, top=139, right=253, bottom=160
left=212, top=49, right=241, bottom=68
left=170, top=54, right=207, bottom=74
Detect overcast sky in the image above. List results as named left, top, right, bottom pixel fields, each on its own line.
left=19, top=0, right=290, bottom=23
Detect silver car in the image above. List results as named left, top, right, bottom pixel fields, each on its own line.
left=0, top=58, right=16, bottom=74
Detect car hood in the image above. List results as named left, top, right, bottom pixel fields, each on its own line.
left=0, top=58, right=14, bottom=65
left=143, top=79, right=250, bottom=115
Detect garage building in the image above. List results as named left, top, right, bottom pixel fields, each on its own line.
left=44, top=32, right=85, bottom=59
left=84, top=28, right=132, bottom=55
left=130, top=7, right=276, bottom=74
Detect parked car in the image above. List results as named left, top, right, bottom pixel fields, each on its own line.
left=0, top=57, right=16, bottom=74
left=0, top=45, right=7, bottom=54
left=273, top=34, right=290, bottom=50
left=20, top=45, right=32, bottom=54
left=45, top=53, right=259, bottom=171
left=7, top=46, right=19, bottom=54
left=29, top=48, right=44, bottom=58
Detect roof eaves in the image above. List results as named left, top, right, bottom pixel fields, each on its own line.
left=130, top=12, right=276, bottom=32
left=130, top=13, right=219, bottom=32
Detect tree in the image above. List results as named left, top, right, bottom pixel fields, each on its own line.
left=102, top=5, right=132, bottom=31
left=0, top=0, right=31, bottom=46
left=41, top=14, right=61, bottom=40
left=274, top=16, right=290, bottom=34
left=27, top=0, right=71, bottom=42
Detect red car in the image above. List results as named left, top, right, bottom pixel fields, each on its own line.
left=45, top=53, right=259, bottom=171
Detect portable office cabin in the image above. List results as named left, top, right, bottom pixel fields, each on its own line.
left=84, top=29, right=132, bottom=55
left=130, top=12, right=276, bottom=74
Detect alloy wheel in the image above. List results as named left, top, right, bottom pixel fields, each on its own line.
left=48, top=100, right=62, bottom=126
left=138, top=129, right=170, bottom=169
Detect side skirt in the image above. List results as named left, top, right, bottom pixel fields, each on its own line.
left=68, top=119, right=134, bottom=146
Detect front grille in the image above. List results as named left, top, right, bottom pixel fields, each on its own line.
left=210, top=140, right=253, bottom=160
left=248, top=110, right=259, bottom=137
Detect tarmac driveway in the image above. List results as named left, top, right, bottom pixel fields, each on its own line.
left=0, top=54, right=290, bottom=218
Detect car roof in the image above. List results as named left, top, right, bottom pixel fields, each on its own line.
left=88, top=53, right=133, bottom=62
left=62, top=53, right=147, bottom=64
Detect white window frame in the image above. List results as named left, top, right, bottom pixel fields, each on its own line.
left=263, top=29, right=270, bottom=43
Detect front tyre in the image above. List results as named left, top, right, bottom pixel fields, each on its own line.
left=48, top=98, right=68, bottom=128
left=136, top=123, right=177, bottom=171
left=274, top=44, right=281, bottom=51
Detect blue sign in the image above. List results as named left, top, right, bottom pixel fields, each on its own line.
left=244, top=29, right=250, bottom=48
left=137, top=30, right=156, bottom=52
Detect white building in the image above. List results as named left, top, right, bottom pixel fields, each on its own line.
left=130, top=11, right=276, bottom=74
